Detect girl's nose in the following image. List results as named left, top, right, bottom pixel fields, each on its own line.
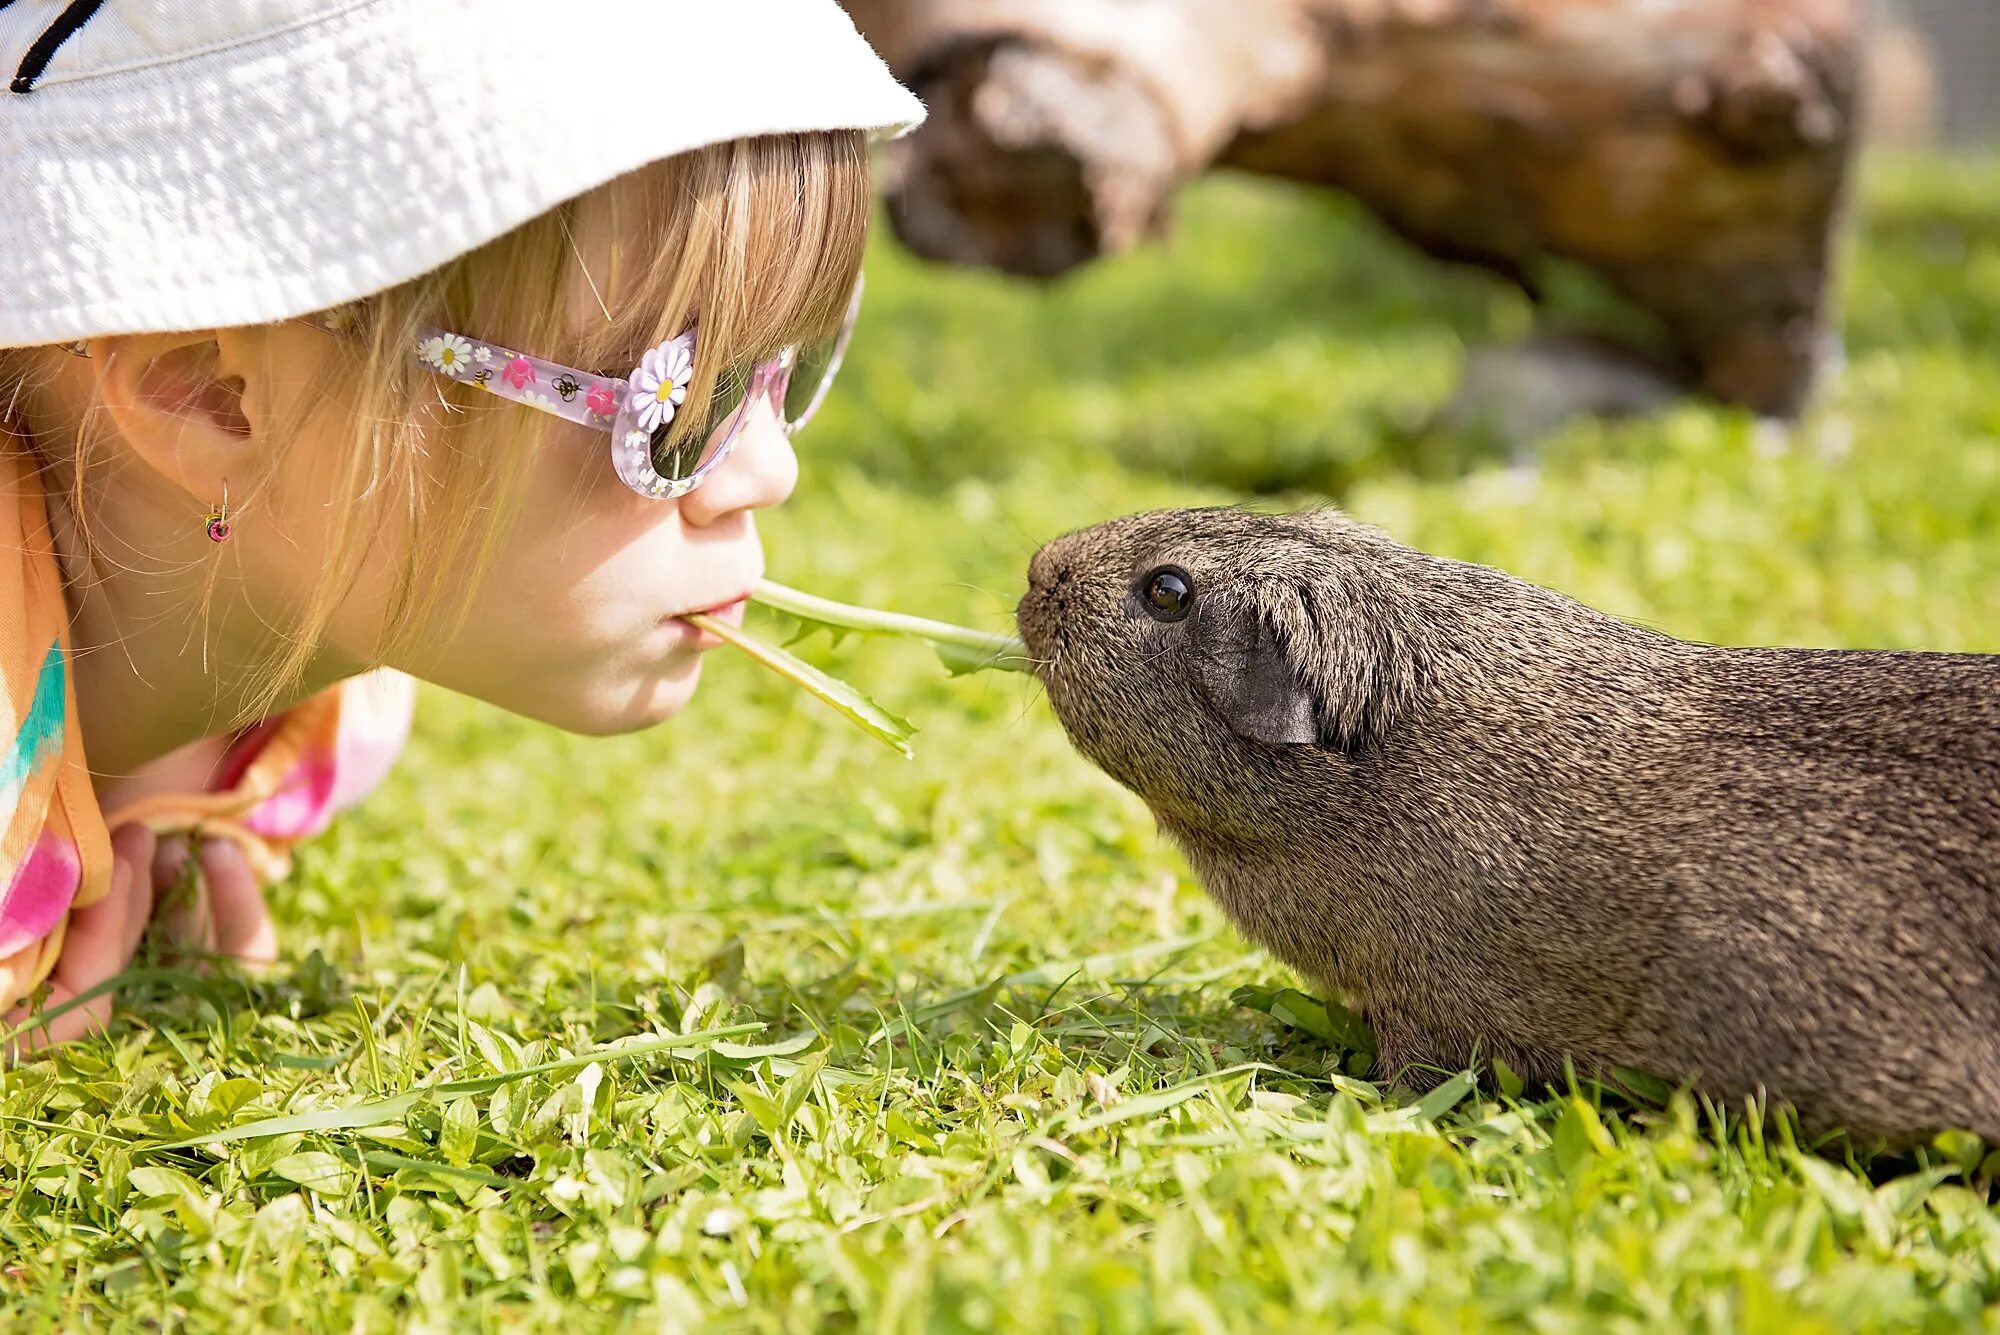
left=677, top=395, right=798, bottom=528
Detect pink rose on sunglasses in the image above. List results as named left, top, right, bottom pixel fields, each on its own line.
left=585, top=382, right=617, bottom=417
left=502, top=356, right=536, bottom=391
left=628, top=334, right=694, bottom=432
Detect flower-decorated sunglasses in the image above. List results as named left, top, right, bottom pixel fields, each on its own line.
left=412, top=275, right=863, bottom=500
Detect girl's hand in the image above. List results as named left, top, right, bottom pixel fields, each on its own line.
left=3, top=825, right=275, bottom=1050
left=152, top=834, right=276, bottom=965
left=3, top=824, right=158, bottom=1048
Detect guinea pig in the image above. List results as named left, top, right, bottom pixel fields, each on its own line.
left=1017, top=506, right=2000, bottom=1144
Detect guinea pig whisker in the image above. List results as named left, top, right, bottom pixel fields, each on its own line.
left=1008, top=687, right=1045, bottom=731
left=997, top=510, right=1047, bottom=559
left=950, top=579, right=1029, bottom=618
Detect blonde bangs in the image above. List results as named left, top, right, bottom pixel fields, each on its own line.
left=592, top=131, right=873, bottom=389
left=418, top=131, right=874, bottom=483
left=574, top=130, right=872, bottom=468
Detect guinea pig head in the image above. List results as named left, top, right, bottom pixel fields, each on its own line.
left=1017, top=508, right=1422, bottom=835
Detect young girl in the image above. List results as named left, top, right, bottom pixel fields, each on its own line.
left=0, top=0, right=922, bottom=1045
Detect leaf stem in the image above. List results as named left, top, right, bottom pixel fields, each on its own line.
left=754, top=579, right=1030, bottom=673
left=686, top=611, right=916, bottom=758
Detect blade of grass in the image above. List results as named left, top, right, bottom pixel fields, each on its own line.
left=865, top=932, right=1214, bottom=1046
left=0, top=967, right=236, bottom=1047
left=754, top=579, right=1031, bottom=676
left=150, top=1022, right=766, bottom=1150
left=1058, top=1063, right=1353, bottom=1135
left=686, top=612, right=917, bottom=758
left=347, top=1148, right=518, bottom=1189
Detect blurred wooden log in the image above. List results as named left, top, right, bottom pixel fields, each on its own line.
left=848, top=0, right=1869, bottom=417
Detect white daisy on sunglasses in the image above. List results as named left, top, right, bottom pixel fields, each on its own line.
left=628, top=335, right=694, bottom=432
left=418, top=332, right=475, bottom=376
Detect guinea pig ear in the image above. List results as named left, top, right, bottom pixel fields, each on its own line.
left=1193, top=578, right=1416, bottom=756
left=1190, top=593, right=1321, bottom=746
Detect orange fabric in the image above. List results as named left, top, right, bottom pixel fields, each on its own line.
left=0, top=449, right=112, bottom=1014
left=104, top=697, right=343, bottom=883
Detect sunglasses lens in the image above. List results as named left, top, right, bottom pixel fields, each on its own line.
left=782, top=275, right=862, bottom=432
left=781, top=333, right=841, bottom=429
left=649, top=368, right=752, bottom=481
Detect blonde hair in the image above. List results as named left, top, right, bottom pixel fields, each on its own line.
left=6, top=129, right=870, bottom=721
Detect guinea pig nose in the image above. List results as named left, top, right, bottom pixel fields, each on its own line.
left=1027, top=545, right=1066, bottom=593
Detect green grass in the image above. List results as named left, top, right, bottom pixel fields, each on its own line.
left=6, top=153, right=2000, bottom=1332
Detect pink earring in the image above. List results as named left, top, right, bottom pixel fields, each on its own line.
left=205, top=483, right=232, bottom=543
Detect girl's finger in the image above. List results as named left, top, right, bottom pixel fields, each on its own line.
left=150, top=833, right=188, bottom=895
left=200, top=839, right=276, bottom=966
left=109, top=824, right=159, bottom=962
left=6, top=858, right=139, bottom=1049
left=150, top=834, right=214, bottom=952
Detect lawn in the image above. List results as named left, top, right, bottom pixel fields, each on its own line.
left=4, top=154, right=2000, bottom=1332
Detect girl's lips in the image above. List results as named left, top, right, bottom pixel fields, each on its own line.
left=674, top=596, right=748, bottom=650
left=695, top=596, right=748, bottom=624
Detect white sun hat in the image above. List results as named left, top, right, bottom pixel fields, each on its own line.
left=0, top=0, right=925, bottom=349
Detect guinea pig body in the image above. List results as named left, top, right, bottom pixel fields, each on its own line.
left=1017, top=507, right=2000, bottom=1143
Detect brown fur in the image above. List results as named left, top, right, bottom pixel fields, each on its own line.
left=1017, top=507, right=2000, bottom=1143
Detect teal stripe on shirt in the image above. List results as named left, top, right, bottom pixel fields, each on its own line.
left=0, top=640, right=66, bottom=827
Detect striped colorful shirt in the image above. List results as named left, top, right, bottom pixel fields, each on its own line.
left=0, top=449, right=412, bottom=1014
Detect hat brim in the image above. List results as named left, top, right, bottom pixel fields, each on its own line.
left=0, top=0, right=925, bottom=347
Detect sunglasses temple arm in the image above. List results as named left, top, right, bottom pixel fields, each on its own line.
left=411, top=326, right=626, bottom=433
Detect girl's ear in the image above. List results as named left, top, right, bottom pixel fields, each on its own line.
left=91, top=329, right=259, bottom=503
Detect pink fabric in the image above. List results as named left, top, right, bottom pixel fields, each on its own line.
left=211, top=716, right=285, bottom=793
left=239, top=752, right=340, bottom=841
left=239, top=673, right=416, bottom=841
left=0, top=830, right=81, bottom=957
left=326, top=677, right=415, bottom=813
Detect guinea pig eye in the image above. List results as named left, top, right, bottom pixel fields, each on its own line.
left=1141, top=566, right=1193, bottom=622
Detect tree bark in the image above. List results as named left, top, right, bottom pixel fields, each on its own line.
left=847, top=0, right=1869, bottom=416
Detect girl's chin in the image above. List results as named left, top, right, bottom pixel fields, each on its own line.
left=526, top=657, right=706, bottom=737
